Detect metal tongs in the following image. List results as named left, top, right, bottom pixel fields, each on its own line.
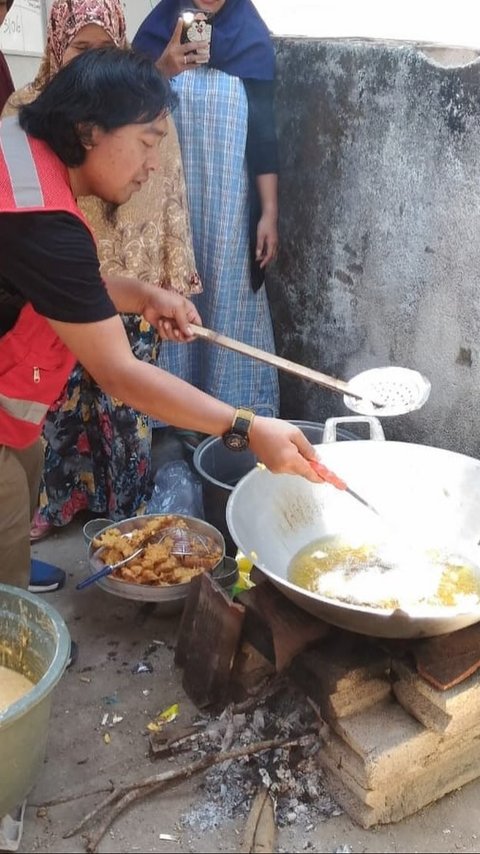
left=309, top=458, right=380, bottom=516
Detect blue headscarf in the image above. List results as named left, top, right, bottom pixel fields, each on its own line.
left=132, top=0, right=275, bottom=81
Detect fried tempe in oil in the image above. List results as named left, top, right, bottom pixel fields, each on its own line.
left=92, top=515, right=222, bottom=586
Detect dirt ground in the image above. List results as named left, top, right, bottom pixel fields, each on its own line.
left=15, top=509, right=480, bottom=854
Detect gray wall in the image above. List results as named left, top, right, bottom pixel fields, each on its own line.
left=269, top=38, right=480, bottom=455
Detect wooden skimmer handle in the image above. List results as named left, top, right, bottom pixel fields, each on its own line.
left=189, top=324, right=365, bottom=402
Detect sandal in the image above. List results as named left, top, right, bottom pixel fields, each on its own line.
left=30, top=509, right=54, bottom=542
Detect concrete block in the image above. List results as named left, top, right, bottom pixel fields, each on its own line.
left=392, top=680, right=451, bottom=732
left=320, top=732, right=480, bottom=828
left=331, top=698, right=439, bottom=768
left=392, top=657, right=480, bottom=716
left=329, top=677, right=392, bottom=719
left=325, top=703, right=480, bottom=789
left=392, top=658, right=480, bottom=733
left=306, top=637, right=390, bottom=694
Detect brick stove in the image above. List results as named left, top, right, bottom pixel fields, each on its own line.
left=176, top=572, right=480, bottom=829
left=292, top=628, right=480, bottom=828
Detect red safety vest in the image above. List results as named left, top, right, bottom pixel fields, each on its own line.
left=0, top=115, right=94, bottom=449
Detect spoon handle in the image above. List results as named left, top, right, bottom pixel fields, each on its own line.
left=76, top=564, right=114, bottom=590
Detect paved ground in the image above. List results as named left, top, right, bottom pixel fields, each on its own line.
left=12, top=512, right=480, bottom=854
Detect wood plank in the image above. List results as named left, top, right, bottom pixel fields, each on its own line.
left=236, top=581, right=330, bottom=671
left=411, top=623, right=480, bottom=691
left=175, top=572, right=245, bottom=708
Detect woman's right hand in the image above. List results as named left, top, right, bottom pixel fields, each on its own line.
left=155, top=17, right=210, bottom=78
left=249, top=417, right=328, bottom=483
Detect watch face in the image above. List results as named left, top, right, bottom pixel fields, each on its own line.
left=223, top=432, right=248, bottom=452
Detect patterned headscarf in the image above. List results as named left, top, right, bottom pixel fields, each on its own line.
left=35, top=0, right=127, bottom=88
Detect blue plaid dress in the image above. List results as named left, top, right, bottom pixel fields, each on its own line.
left=158, top=67, right=280, bottom=417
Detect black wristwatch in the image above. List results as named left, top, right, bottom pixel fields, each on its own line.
left=222, top=407, right=255, bottom=452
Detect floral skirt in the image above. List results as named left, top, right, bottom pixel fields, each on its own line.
left=37, top=316, right=156, bottom=527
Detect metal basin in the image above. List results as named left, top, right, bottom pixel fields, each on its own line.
left=226, top=418, right=480, bottom=638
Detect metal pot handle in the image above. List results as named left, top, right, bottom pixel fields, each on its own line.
left=322, top=416, right=385, bottom=443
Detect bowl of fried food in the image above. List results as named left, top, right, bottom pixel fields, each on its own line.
left=86, top=514, right=225, bottom=611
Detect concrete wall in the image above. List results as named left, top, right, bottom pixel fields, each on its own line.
left=269, top=38, right=480, bottom=456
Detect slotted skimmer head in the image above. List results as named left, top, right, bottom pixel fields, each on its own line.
left=343, top=367, right=431, bottom=417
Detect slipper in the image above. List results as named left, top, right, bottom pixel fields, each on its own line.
left=29, top=559, right=66, bottom=593
left=30, top=509, right=54, bottom=543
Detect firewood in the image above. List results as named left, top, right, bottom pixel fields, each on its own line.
left=63, top=736, right=313, bottom=853
left=241, top=787, right=276, bottom=853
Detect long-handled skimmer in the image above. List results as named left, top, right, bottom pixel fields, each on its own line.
left=190, top=325, right=431, bottom=417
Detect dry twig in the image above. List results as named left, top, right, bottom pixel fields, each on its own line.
left=65, top=735, right=313, bottom=852
left=30, top=784, right=114, bottom=809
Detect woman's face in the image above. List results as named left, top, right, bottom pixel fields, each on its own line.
left=192, top=0, right=227, bottom=15
left=62, top=23, right=114, bottom=67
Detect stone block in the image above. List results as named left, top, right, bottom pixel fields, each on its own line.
left=319, top=730, right=480, bottom=828
left=392, top=658, right=480, bottom=733
left=325, top=701, right=480, bottom=789
left=392, top=680, right=451, bottom=732
left=304, top=634, right=390, bottom=693
left=328, top=677, right=392, bottom=719
left=292, top=633, right=391, bottom=721
left=331, top=697, right=439, bottom=771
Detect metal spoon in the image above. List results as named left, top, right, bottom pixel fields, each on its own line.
left=76, top=546, right=145, bottom=590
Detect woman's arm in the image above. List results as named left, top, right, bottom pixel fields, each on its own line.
left=244, top=80, right=279, bottom=270
left=255, top=173, right=278, bottom=268
left=46, top=313, right=324, bottom=482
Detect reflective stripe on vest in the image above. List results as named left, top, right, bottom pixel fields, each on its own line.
left=0, top=392, right=48, bottom=425
left=0, top=116, right=44, bottom=208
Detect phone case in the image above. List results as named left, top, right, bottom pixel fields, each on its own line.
left=180, top=9, right=212, bottom=46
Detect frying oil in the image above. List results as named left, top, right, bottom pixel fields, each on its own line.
left=287, top=535, right=480, bottom=610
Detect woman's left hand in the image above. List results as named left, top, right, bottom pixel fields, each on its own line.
left=256, top=213, right=279, bottom=269
left=142, top=288, right=201, bottom=342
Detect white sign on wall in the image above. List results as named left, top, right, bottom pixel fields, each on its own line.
left=0, top=0, right=46, bottom=56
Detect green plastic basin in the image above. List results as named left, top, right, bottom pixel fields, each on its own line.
left=0, top=585, right=70, bottom=817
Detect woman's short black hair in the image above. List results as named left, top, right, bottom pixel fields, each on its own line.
left=19, top=47, right=177, bottom=167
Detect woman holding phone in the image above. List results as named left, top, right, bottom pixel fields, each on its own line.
left=133, top=0, right=280, bottom=444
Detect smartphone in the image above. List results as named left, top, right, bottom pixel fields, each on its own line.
left=180, top=9, right=213, bottom=49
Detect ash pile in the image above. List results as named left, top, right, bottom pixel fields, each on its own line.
left=180, top=680, right=341, bottom=832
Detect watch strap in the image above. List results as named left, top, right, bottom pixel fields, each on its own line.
left=231, top=407, right=255, bottom=436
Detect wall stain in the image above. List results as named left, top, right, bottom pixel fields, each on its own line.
left=456, top=347, right=472, bottom=367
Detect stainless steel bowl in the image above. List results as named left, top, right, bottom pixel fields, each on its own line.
left=86, top=514, right=225, bottom=611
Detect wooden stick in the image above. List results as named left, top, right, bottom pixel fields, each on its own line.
left=65, top=735, right=313, bottom=851
left=30, top=785, right=113, bottom=808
